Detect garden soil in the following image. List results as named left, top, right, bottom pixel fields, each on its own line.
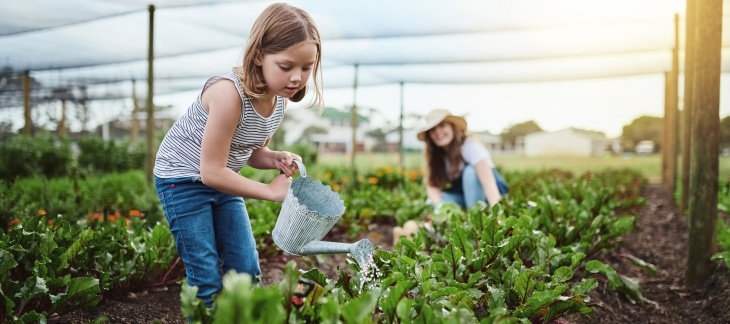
left=50, top=184, right=730, bottom=324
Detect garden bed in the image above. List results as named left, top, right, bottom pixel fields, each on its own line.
left=51, top=184, right=730, bottom=323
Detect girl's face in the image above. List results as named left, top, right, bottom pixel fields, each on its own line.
left=258, top=42, right=317, bottom=99
left=428, top=121, right=455, bottom=148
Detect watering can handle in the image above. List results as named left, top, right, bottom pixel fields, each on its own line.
left=292, top=159, right=307, bottom=178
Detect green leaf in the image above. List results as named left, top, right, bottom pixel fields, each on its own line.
left=383, top=280, right=417, bottom=322
left=551, top=266, right=574, bottom=284
left=450, top=227, right=473, bottom=260
left=513, top=269, right=537, bottom=303
left=585, top=260, right=621, bottom=289
left=0, top=249, right=18, bottom=275
left=623, top=254, right=657, bottom=276
left=571, top=278, right=598, bottom=296
left=341, top=289, right=380, bottom=324
left=616, top=275, right=647, bottom=304
left=301, top=268, right=329, bottom=287
left=413, top=303, right=436, bottom=323
left=442, top=243, right=463, bottom=278
left=49, top=277, right=100, bottom=314
left=59, top=229, right=94, bottom=270
left=607, top=216, right=635, bottom=237
left=487, top=285, right=508, bottom=311
left=544, top=297, right=583, bottom=322
left=429, top=287, right=460, bottom=300
left=396, top=298, right=415, bottom=321
left=519, top=289, right=562, bottom=318
left=570, top=252, right=586, bottom=269
left=181, top=283, right=209, bottom=321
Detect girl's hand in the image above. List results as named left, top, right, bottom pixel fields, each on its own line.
left=274, top=151, right=302, bottom=177
left=268, top=174, right=293, bottom=202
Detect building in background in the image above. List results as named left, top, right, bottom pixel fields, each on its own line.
left=285, top=107, right=371, bottom=153
left=473, top=131, right=502, bottom=154
left=523, top=128, right=609, bottom=157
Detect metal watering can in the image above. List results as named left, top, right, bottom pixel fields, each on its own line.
left=272, top=160, right=373, bottom=266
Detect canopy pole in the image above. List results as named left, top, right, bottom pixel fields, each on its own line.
left=350, top=64, right=359, bottom=184
left=22, top=70, right=31, bottom=135
left=131, top=79, right=139, bottom=145
left=146, top=4, right=156, bottom=183
left=399, top=81, right=405, bottom=170
left=681, top=1, right=697, bottom=214
left=662, top=13, right=680, bottom=193
left=686, top=0, right=723, bottom=287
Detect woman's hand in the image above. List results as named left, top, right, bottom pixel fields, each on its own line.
left=268, top=173, right=293, bottom=202
left=273, top=151, right=302, bottom=177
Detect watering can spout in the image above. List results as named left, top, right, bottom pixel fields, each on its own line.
left=299, top=239, right=373, bottom=266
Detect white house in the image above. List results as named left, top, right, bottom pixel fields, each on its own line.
left=473, top=131, right=502, bottom=153
left=284, top=107, right=371, bottom=153
left=523, top=128, right=609, bottom=157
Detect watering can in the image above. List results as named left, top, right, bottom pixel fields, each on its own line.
left=272, top=160, right=373, bottom=266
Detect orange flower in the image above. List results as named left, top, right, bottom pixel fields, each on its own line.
left=129, top=209, right=142, bottom=217
left=330, top=183, right=341, bottom=191
left=367, top=177, right=378, bottom=185
left=7, top=218, right=20, bottom=229
left=38, top=209, right=46, bottom=216
left=87, top=212, right=103, bottom=223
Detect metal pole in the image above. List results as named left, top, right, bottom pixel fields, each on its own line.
left=351, top=64, right=359, bottom=183
left=146, top=5, right=155, bottom=183
left=131, top=79, right=139, bottom=145
left=399, top=81, right=405, bottom=170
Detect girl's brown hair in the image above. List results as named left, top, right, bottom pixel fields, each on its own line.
left=234, top=3, right=323, bottom=113
left=423, top=122, right=467, bottom=190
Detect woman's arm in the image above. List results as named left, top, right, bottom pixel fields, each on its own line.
left=198, top=80, right=291, bottom=201
left=473, top=159, right=502, bottom=206
left=426, top=184, right=443, bottom=205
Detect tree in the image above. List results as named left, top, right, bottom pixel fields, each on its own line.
left=621, top=116, right=663, bottom=152
left=500, top=120, right=542, bottom=149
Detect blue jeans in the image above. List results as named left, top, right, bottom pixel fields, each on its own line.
left=441, top=165, right=509, bottom=209
left=154, top=176, right=261, bottom=308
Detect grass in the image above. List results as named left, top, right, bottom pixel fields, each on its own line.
left=317, top=152, right=730, bottom=184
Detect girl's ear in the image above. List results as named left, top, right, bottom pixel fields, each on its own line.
left=290, top=85, right=307, bottom=102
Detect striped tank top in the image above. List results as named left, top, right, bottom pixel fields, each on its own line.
left=153, top=72, right=285, bottom=179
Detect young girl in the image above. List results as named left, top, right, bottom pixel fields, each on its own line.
left=418, top=108, right=509, bottom=210
left=153, top=3, right=323, bottom=307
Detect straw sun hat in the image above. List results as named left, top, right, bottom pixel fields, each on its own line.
left=417, top=109, right=467, bottom=141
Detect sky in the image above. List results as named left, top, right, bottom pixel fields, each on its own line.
left=1, top=0, right=728, bottom=139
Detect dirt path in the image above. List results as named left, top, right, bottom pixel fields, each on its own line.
left=570, top=184, right=730, bottom=324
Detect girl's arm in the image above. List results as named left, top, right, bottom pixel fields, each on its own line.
left=199, top=80, right=291, bottom=202
left=473, top=159, right=502, bottom=206
left=248, top=142, right=301, bottom=176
